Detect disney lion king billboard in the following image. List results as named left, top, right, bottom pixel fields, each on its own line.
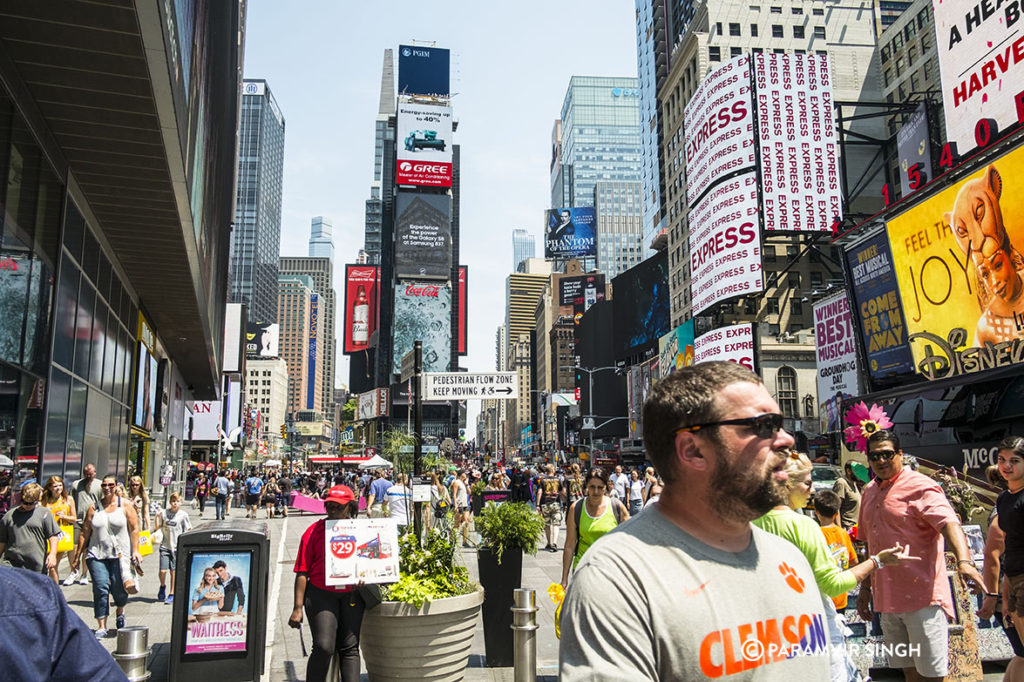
left=885, top=142, right=1024, bottom=380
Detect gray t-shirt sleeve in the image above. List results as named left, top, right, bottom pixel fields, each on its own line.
left=42, top=512, right=60, bottom=540
left=560, top=561, right=659, bottom=682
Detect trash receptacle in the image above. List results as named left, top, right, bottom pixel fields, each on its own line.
left=169, top=520, right=271, bottom=682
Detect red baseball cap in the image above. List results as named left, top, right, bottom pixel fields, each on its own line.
left=325, top=485, right=354, bottom=506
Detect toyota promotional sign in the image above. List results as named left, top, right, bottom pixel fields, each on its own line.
left=394, top=192, right=452, bottom=279
left=391, top=282, right=452, bottom=375
left=343, top=265, right=379, bottom=354
left=683, top=54, right=756, bottom=206
left=754, top=53, right=841, bottom=232
left=396, top=102, right=453, bottom=187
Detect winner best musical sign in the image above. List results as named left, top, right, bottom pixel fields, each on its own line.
left=421, top=372, right=518, bottom=400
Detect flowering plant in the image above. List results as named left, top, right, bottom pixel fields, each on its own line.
left=843, top=401, right=893, bottom=452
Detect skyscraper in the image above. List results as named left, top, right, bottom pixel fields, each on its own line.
left=308, top=216, right=334, bottom=260
left=277, top=274, right=319, bottom=415
left=595, top=181, right=644, bottom=279
left=511, top=229, right=535, bottom=272
left=551, top=77, right=642, bottom=210
left=363, top=50, right=396, bottom=265
left=231, top=79, right=286, bottom=324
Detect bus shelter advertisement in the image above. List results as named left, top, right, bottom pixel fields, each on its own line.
left=184, top=551, right=251, bottom=654
left=325, top=519, right=400, bottom=585
left=845, top=231, right=915, bottom=382
left=885, top=143, right=1024, bottom=380
left=813, top=292, right=860, bottom=433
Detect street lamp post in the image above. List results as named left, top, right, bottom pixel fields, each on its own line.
left=563, top=365, right=619, bottom=461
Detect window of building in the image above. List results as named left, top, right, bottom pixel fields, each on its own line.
left=751, top=23, right=759, bottom=36
left=770, top=6, right=782, bottom=13
left=791, top=299, right=803, bottom=317
left=812, top=7, right=824, bottom=16
left=729, top=22, right=741, bottom=36
left=731, top=46, right=743, bottom=58
left=772, top=24, right=784, bottom=38
left=811, top=271, right=824, bottom=286
left=764, top=245, right=777, bottom=262
left=787, top=272, right=801, bottom=287
left=776, top=366, right=798, bottom=417
left=768, top=298, right=780, bottom=315
left=881, top=45, right=891, bottom=63
left=804, top=394, right=815, bottom=418
left=793, top=25, right=805, bottom=39
left=709, top=46, right=721, bottom=62
left=787, top=245, right=799, bottom=258
left=744, top=298, right=758, bottom=314
left=716, top=22, right=723, bottom=35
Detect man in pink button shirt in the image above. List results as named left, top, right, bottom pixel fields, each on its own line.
left=856, top=430, right=984, bottom=681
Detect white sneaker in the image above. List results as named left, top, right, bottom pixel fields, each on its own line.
left=78, top=575, right=90, bottom=585
left=62, top=571, right=79, bottom=586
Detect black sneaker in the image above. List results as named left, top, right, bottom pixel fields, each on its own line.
left=116, top=614, right=126, bottom=629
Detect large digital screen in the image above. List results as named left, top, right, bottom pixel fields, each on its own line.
left=394, top=192, right=451, bottom=279
left=933, top=2, right=1024, bottom=154
left=813, top=292, right=860, bottom=433
left=183, top=550, right=252, bottom=655
left=753, top=53, right=842, bottom=232
left=133, top=343, right=157, bottom=431
left=396, top=102, right=453, bottom=187
left=244, top=322, right=279, bottom=357
left=844, top=230, right=915, bottom=382
left=688, top=171, right=763, bottom=315
left=612, top=252, right=670, bottom=359
left=397, top=44, right=450, bottom=97
left=896, top=102, right=932, bottom=198
left=391, top=282, right=452, bottom=375
left=683, top=54, right=755, bottom=206
left=343, top=265, right=379, bottom=354
left=885, top=143, right=1024, bottom=381
left=544, top=207, right=597, bottom=259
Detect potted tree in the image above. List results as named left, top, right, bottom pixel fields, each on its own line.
left=474, top=501, right=544, bottom=666
left=360, top=528, right=483, bottom=680
left=470, top=478, right=487, bottom=515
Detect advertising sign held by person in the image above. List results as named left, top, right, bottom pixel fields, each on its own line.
left=544, top=207, right=596, bottom=259
left=184, top=551, right=251, bottom=654
left=885, top=143, right=1024, bottom=380
left=324, top=519, right=400, bottom=586
left=813, top=292, right=860, bottom=433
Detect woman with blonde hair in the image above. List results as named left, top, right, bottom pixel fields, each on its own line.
left=42, top=475, right=77, bottom=584
left=191, top=567, right=224, bottom=615
left=126, top=476, right=151, bottom=531
left=755, top=451, right=918, bottom=681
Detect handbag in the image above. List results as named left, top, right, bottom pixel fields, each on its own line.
left=151, top=528, right=164, bottom=546
left=138, top=530, right=153, bottom=557
left=358, top=583, right=383, bottom=610
left=56, top=524, right=75, bottom=553
left=120, top=552, right=140, bottom=595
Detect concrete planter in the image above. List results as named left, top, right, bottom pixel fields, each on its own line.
left=360, top=585, right=484, bottom=680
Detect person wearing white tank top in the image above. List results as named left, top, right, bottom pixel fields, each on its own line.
left=71, top=474, right=141, bottom=639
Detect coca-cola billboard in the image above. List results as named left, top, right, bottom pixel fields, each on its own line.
left=392, top=281, right=452, bottom=375
left=343, top=265, right=379, bottom=354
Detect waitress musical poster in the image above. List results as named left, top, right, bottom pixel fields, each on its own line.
left=184, top=551, right=252, bottom=654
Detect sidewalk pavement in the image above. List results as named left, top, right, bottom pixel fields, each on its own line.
left=60, top=502, right=563, bottom=681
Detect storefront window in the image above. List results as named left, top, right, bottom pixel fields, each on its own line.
left=42, top=369, right=71, bottom=479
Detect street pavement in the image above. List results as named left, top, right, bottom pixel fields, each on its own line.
left=59, top=501, right=1010, bottom=681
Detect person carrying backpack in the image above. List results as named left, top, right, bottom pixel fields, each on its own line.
left=244, top=470, right=264, bottom=519
left=560, top=467, right=629, bottom=588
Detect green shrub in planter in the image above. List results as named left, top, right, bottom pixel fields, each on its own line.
left=470, top=479, right=487, bottom=496
left=475, top=501, right=544, bottom=564
left=383, top=528, right=474, bottom=608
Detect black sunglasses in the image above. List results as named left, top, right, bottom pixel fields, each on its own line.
left=867, top=449, right=898, bottom=463
left=676, top=413, right=784, bottom=439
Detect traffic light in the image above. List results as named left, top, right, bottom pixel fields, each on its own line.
left=280, top=424, right=287, bottom=438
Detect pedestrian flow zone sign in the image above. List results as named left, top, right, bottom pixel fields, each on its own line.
left=421, top=372, right=518, bottom=400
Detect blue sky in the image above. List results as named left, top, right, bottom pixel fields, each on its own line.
left=243, top=1, right=639, bottom=437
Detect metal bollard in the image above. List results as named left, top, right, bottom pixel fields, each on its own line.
left=511, top=588, right=538, bottom=682
left=113, top=626, right=151, bottom=681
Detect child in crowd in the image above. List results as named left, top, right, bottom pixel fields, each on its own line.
left=813, top=489, right=858, bottom=611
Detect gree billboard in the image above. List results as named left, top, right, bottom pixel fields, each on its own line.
left=885, top=142, right=1024, bottom=380
left=396, top=102, right=453, bottom=187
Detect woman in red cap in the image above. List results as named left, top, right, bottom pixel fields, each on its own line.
left=288, top=485, right=365, bottom=682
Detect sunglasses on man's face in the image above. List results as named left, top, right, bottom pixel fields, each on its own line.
left=675, top=413, right=785, bottom=440
left=867, top=449, right=898, bottom=463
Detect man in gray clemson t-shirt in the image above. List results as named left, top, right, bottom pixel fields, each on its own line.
left=560, top=362, right=829, bottom=680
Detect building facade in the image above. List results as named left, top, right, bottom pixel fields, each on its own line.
left=362, top=49, right=396, bottom=265
left=511, top=229, right=536, bottom=272
left=595, top=181, right=644, bottom=279
left=245, top=357, right=288, bottom=447
left=879, top=0, right=938, bottom=135
left=551, top=77, right=644, bottom=210
left=308, top=216, right=334, bottom=260
left=231, top=79, right=285, bottom=325
left=0, top=2, right=242, bottom=488
left=277, top=275, right=320, bottom=416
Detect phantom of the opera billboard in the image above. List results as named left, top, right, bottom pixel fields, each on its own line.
left=885, top=142, right=1024, bottom=381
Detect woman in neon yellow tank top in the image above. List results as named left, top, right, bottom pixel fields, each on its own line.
left=560, top=467, right=630, bottom=588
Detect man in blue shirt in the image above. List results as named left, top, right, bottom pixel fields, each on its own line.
left=244, top=470, right=264, bottom=519
left=214, top=470, right=232, bottom=520
left=365, top=470, right=393, bottom=518
left=0, top=565, right=127, bottom=680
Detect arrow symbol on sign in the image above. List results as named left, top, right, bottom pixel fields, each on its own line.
left=495, top=387, right=513, bottom=395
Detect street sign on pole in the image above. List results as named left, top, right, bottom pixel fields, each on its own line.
left=421, top=372, right=518, bottom=401
left=400, top=349, right=416, bottom=383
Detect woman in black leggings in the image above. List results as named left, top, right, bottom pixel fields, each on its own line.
left=288, top=485, right=365, bottom=682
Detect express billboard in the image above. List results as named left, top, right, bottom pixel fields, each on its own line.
left=688, top=171, right=763, bottom=314
left=683, top=54, right=755, bottom=206
left=544, top=207, right=597, bottom=259
left=612, top=252, right=670, bottom=359
left=933, top=2, right=1024, bottom=153
left=844, top=230, right=915, bottom=382
left=391, top=282, right=452, bottom=375
left=343, top=265, right=378, bottom=354
left=885, top=143, right=1024, bottom=380
left=396, top=102, right=452, bottom=187
left=693, top=323, right=755, bottom=369
left=753, top=52, right=842, bottom=232
left=394, top=192, right=451, bottom=279
left=397, top=44, right=450, bottom=97
left=813, top=292, right=860, bottom=433
left=245, top=322, right=279, bottom=357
